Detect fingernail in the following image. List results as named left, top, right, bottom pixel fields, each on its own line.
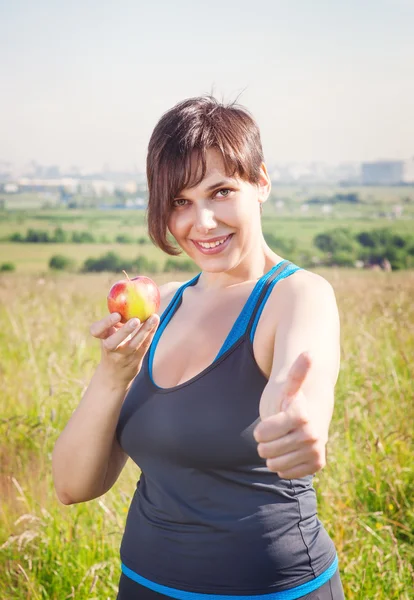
left=148, top=316, right=158, bottom=326
left=129, top=318, right=140, bottom=328
left=111, top=312, right=121, bottom=322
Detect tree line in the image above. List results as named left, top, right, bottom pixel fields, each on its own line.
left=2, top=226, right=413, bottom=273
left=5, top=227, right=148, bottom=245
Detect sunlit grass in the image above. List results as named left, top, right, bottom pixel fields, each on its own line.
left=0, top=269, right=413, bottom=598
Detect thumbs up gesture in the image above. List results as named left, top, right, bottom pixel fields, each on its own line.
left=253, top=352, right=327, bottom=479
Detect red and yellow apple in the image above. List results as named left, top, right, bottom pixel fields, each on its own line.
left=107, top=270, right=160, bottom=324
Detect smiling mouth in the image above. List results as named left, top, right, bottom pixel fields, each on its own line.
left=191, top=234, right=234, bottom=254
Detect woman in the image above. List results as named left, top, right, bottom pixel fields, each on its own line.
left=52, top=96, right=344, bottom=599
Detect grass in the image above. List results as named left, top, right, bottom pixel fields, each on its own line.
left=0, top=267, right=413, bottom=598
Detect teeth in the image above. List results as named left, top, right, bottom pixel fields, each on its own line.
left=198, top=236, right=229, bottom=249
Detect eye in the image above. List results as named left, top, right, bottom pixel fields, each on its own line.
left=171, top=198, right=188, bottom=208
left=215, top=188, right=233, bottom=198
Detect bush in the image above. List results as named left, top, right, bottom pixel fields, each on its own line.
left=8, top=227, right=76, bottom=243
left=357, top=246, right=408, bottom=271
left=49, top=255, right=76, bottom=271
left=81, top=252, right=159, bottom=274
left=264, top=233, right=297, bottom=254
left=312, top=226, right=414, bottom=270
left=81, top=251, right=127, bottom=273
left=314, top=228, right=355, bottom=254
left=163, top=259, right=198, bottom=273
left=115, top=234, right=134, bottom=244
left=9, top=233, right=23, bottom=242
left=356, top=228, right=406, bottom=249
left=334, top=193, right=360, bottom=203
left=71, top=231, right=96, bottom=243
left=26, top=228, right=52, bottom=243
left=131, top=255, right=159, bottom=274
left=0, top=262, right=16, bottom=272
left=329, top=251, right=356, bottom=267
left=53, top=227, right=69, bottom=243
left=307, top=193, right=360, bottom=204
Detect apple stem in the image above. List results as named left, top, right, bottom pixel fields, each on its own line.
left=122, top=270, right=131, bottom=281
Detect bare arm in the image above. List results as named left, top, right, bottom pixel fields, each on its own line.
left=260, top=271, right=340, bottom=427
left=52, top=281, right=180, bottom=505
left=52, top=364, right=132, bottom=505
left=255, top=271, right=340, bottom=479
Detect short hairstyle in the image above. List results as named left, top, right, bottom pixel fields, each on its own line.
left=146, top=95, right=265, bottom=255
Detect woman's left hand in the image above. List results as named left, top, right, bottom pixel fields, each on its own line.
left=253, top=352, right=327, bottom=479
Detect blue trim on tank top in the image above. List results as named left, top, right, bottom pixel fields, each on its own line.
left=149, top=260, right=299, bottom=382
left=215, top=260, right=288, bottom=359
left=148, top=273, right=202, bottom=380
left=249, top=262, right=301, bottom=344
left=121, top=554, right=338, bottom=600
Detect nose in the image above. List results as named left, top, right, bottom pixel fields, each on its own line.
left=194, top=206, right=217, bottom=234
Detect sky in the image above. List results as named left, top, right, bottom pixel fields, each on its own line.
left=1, top=0, right=414, bottom=172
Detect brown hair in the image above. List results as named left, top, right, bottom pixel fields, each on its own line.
left=146, top=95, right=265, bottom=255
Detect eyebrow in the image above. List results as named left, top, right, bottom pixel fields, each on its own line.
left=204, top=179, right=235, bottom=192
left=177, top=179, right=236, bottom=198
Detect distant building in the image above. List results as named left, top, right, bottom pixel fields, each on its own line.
left=16, top=177, right=78, bottom=193
left=80, top=180, right=116, bottom=197
left=362, top=161, right=404, bottom=185
left=403, top=158, right=414, bottom=183
left=4, top=183, right=19, bottom=193
left=123, top=181, right=138, bottom=194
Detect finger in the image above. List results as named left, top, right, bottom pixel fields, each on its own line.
left=265, top=447, right=309, bottom=473
left=276, top=462, right=316, bottom=480
left=254, top=409, right=309, bottom=443
left=257, top=427, right=313, bottom=459
left=283, top=352, right=312, bottom=399
left=102, top=318, right=141, bottom=351
left=128, top=314, right=160, bottom=351
left=90, top=312, right=121, bottom=339
left=258, top=434, right=297, bottom=459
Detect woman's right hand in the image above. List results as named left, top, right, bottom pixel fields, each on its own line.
left=89, top=312, right=160, bottom=387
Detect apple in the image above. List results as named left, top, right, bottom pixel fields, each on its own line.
left=107, top=270, right=160, bottom=324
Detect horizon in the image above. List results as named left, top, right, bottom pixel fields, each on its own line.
left=1, top=0, right=414, bottom=171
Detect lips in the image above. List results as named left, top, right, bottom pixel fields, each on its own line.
left=192, top=235, right=231, bottom=244
left=191, top=234, right=233, bottom=255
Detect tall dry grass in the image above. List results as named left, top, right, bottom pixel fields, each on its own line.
left=0, top=269, right=413, bottom=599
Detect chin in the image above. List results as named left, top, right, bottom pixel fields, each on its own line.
left=195, top=254, right=239, bottom=273
left=182, top=234, right=239, bottom=271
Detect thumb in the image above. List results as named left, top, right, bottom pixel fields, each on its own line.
left=280, top=352, right=312, bottom=412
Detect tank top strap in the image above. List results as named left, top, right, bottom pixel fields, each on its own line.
left=246, top=261, right=302, bottom=343
left=159, top=273, right=201, bottom=324
left=149, top=273, right=201, bottom=370
left=215, top=260, right=289, bottom=360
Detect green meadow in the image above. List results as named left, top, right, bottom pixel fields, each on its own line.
left=0, top=196, right=413, bottom=598
left=1, top=202, right=414, bottom=274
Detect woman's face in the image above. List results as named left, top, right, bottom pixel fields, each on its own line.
left=167, top=148, right=271, bottom=272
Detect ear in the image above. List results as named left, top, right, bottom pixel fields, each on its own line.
left=257, top=162, right=271, bottom=206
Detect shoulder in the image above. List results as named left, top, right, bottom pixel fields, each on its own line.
left=278, top=267, right=336, bottom=299
left=158, top=278, right=195, bottom=315
left=268, top=267, right=338, bottom=324
left=159, top=280, right=183, bottom=298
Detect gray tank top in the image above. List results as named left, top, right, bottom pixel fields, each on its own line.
left=116, top=260, right=338, bottom=598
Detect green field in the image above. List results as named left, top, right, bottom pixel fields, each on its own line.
left=1, top=202, right=414, bottom=274
left=0, top=197, right=413, bottom=598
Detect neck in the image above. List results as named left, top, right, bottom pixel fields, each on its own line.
left=197, top=239, right=283, bottom=293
